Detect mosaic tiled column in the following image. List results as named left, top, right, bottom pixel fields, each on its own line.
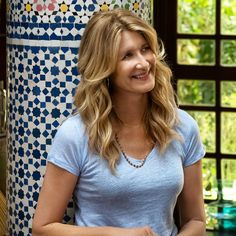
left=6, top=1, right=152, bottom=235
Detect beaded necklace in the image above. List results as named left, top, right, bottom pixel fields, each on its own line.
left=115, top=134, right=149, bottom=168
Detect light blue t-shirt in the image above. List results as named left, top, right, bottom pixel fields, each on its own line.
left=47, top=109, right=205, bottom=236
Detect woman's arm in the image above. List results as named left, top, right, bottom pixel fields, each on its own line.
left=177, top=160, right=206, bottom=236
left=32, top=162, right=78, bottom=235
left=32, top=163, right=157, bottom=236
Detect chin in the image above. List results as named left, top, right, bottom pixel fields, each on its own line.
left=142, top=82, right=155, bottom=93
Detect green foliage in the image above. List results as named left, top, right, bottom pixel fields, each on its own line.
left=221, top=0, right=236, bottom=35
left=178, top=80, right=215, bottom=105
left=178, top=39, right=215, bottom=65
left=177, top=1, right=236, bottom=224
left=202, top=158, right=217, bottom=200
left=221, top=40, right=236, bottom=66
left=178, top=0, right=216, bottom=34
left=221, top=113, right=236, bottom=154
left=188, top=111, right=215, bottom=153
left=221, top=159, right=236, bottom=181
left=221, top=81, right=236, bottom=107
left=177, top=0, right=236, bottom=157
left=178, top=0, right=236, bottom=66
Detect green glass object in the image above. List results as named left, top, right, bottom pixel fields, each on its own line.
left=207, top=180, right=236, bottom=231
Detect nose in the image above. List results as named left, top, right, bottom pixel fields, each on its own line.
left=135, top=55, right=149, bottom=70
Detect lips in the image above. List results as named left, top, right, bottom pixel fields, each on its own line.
left=132, top=71, right=149, bottom=80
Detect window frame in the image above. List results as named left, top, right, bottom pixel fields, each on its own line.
left=154, top=0, right=236, bottom=198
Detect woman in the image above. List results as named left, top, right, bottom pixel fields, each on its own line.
left=32, top=8, right=206, bottom=236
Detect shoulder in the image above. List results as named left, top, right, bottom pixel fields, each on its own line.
left=176, top=109, right=199, bottom=137
left=177, top=108, right=197, bottom=124
left=60, top=112, right=85, bottom=129
left=175, top=109, right=202, bottom=147
left=54, top=113, right=87, bottom=142
left=48, top=113, right=88, bottom=176
left=175, top=109, right=205, bottom=166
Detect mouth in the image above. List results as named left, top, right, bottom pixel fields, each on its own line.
left=132, top=71, right=149, bottom=80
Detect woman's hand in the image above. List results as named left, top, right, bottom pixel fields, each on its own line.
left=119, top=226, right=158, bottom=236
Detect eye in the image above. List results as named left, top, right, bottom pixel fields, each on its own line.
left=123, top=52, right=133, bottom=60
left=141, top=45, right=151, bottom=53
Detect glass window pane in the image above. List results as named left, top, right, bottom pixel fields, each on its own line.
left=221, top=0, right=236, bottom=35
left=220, top=179, right=236, bottom=201
left=178, top=80, right=215, bottom=106
left=221, top=40, right=236, bottom=66
left=221, top=112, right=236, bottom=154
left=177, top=0, right=216, bottom=34
left=188, top=111, right=216, bottom=153
left=221, top=81, right=236, bottom=108
left=205, top=203, right=217, bottom=230
left=177, top=39, right=215, bottom=65
left=202, top=158, right=217, bottom=200
left=221, top=159, right=236, bottom=201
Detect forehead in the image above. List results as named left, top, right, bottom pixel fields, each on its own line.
left=119, top=31, right=147, bottom=51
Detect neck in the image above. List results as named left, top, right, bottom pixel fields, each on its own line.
left=111, top=93, right=148, bottom=126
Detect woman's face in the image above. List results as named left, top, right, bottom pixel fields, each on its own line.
left=111, top=30, right=156, bottom=97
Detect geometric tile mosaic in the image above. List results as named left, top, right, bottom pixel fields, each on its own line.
left=7, top=44, right=79, bottom=236
left=7, top=0, right=151, bottom=24
left=6, top=0, right=152, bottom=235
left=7, top=0, right=152, bottom=24
left=7, top=1, right=152, bottom=40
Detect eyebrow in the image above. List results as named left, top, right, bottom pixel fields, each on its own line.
left=119, top=43, right=149, bottom=58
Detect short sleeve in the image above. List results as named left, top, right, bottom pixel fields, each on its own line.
left=177, top=109, right=206, bottom=167
left=47, top=115, right=87, bottom=176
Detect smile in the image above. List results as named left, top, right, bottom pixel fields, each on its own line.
left=132, top=71, right=149, bottom=80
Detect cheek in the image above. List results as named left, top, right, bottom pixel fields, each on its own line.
left=150, top=53, right=157, bottom=66
left=115, top=62, right=134, bottom=76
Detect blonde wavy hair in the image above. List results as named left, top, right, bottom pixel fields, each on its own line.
left=74, top=8, right=179, bottom=172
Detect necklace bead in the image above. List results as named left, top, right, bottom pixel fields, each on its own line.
left=115, top=134, right=148, bottom=168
